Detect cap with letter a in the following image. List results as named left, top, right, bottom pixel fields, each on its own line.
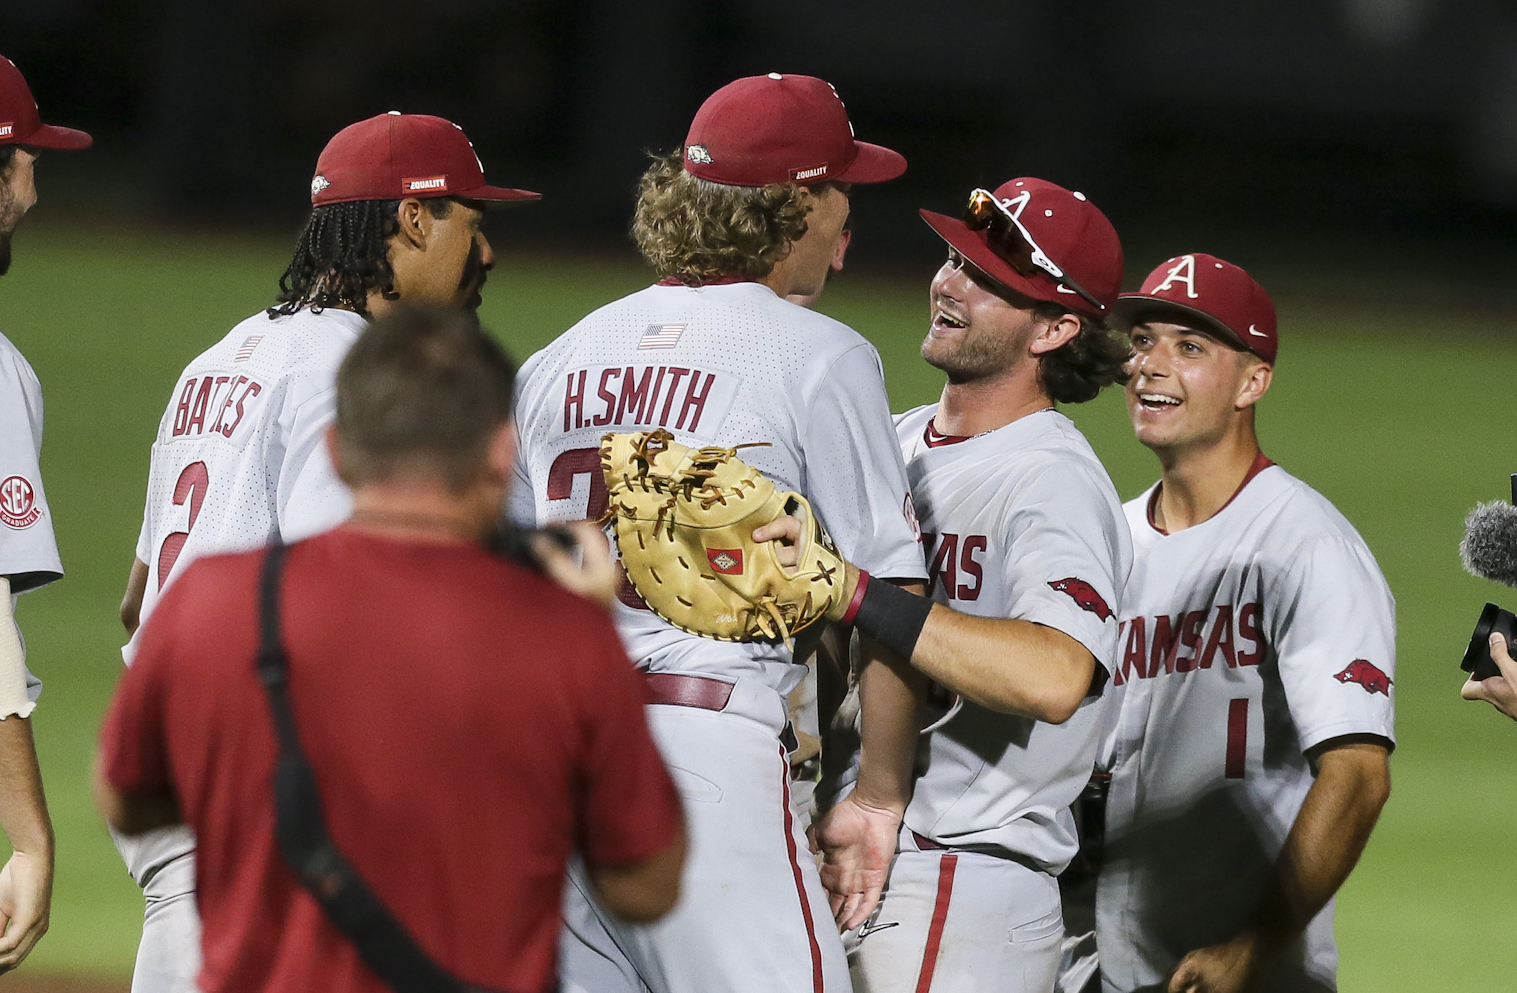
left=0, top=55, right=92, bottom=150
left=682, top=73, right=906, bottom=187
left=309, top=112, right=540, bottom=207
left=920, top=177, right=1123, bottom=319
left=1113, top=254, right=1278, bottom=364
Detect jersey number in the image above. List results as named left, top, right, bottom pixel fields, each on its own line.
left=544, top=446, right=644, bottom=610
left=1225, top=698, right=1248, bottom=779
left=546, top=447, right=608, bottom=521
left=156, top=462, right=208, bottom=591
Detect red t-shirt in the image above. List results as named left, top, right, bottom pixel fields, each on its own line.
left=101, top=528, right=683, bottom=993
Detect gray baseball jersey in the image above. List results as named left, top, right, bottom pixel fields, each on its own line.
left=119, top=305, right=362, bottom=889
left=512, top=281, right=927, bottom=697
left=0, top=331, right=58, bottom=707
left=1096, top=461, right=1396, bottom=992
left=894, top=405, right=1130, bottom=873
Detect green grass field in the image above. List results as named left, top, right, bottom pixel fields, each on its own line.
left=0, top=222, right=1514, bottom=987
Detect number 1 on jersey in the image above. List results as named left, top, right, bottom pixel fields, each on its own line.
left=1225, top=697, right=1248, bottom=779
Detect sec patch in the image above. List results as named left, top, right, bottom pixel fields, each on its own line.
left=0, top=475, right=39, bottom=529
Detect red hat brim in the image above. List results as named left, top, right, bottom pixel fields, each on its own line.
left=832, top=141, right=906, bottom=184
left=455, top=183, right=541, bottom=203
left=919, top=208, right=1103, bottom=318
left=16, top=124, right=92, bottom=151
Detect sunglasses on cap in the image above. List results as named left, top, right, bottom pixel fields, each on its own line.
left=963, top=188, right=1105, bottom=313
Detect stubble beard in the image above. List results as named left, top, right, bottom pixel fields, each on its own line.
left=921, top=318, right=1032, bottom=385
left=0, top=184, right=15, bottom=277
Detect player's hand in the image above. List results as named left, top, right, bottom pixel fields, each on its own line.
left=1461, top=632, right=1517, bottom=720
left=532, top=522, right=617, bottom=611
left=753, top=514, right=804, bottom=568
left=1166, top=932, right=1261, bottom=993
left=813, top=791, right=902, bottom=931
left=0, top=848, right=51, bottom=972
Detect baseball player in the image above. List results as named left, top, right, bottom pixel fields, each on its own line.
left=776, top=177, right=1133, bottom=993
left=0, top=53, right=91, bottom=972
left=115, top=113, right=538, bottom=993
left=512, top=73, right=927, bottom=993
left=1095, top=255, right=1394, bottom=993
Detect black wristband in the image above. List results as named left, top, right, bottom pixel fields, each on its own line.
left=851, top=575, right=934, bottom=662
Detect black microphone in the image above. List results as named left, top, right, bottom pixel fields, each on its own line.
left=1460, top=500, right=1517, bottom=588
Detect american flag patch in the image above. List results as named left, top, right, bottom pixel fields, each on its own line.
left=639, top=323, right=685, bottom=349
left=233, top=335, right=264, bottom=361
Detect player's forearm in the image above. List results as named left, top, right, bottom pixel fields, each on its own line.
left=120, top=558, right=148, bottom=637
left=913, top=609, right=1095, bottom=723
left=0, top=719, right=51, bottom=857
left=835, top=565, right=1094, bottom=723
left=852, top=631, right=928, bottom=813
left=1244, top=742, right=1390, bottom=956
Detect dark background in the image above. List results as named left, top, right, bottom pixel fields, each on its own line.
left=6, top=0, right=1517, bottom=290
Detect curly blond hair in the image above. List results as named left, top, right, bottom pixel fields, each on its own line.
left=632, top=151, right=814, bottom=283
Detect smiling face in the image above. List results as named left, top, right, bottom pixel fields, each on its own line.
left=1125, top=318, right=1272, bottom=455
left=922, top=250, right=1046, bottom=382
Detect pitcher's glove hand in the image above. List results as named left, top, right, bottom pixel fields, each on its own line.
left=600, top=429, right=847, bottom=646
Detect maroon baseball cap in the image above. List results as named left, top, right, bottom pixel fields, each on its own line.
left=1114, top=254, right=1278, bottom=363
left=682, top=73, right=905, bottom=187
left=310, top=112, right=539, bottom=207
left=0, top=56, right=91, bottom=151
left=919, top=178, right=1122, bottom=319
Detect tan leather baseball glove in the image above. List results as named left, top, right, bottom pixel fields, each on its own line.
left=600, top=428, right=846, bottom=647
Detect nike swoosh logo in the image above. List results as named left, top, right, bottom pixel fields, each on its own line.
left=1247, top=324, right=1268, bottom=337
left=856, top=919, right=900, bottom=941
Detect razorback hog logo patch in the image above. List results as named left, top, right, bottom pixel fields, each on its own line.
left=1334, top=659, right=1392, bottom=696
left=1048, top=577, right=1112, bottom=622
left=707, top=548, right=744, bottom=575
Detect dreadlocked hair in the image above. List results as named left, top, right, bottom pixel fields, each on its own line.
left=1032, top=301, right=1133, bottom=404
left=270, top=198, right=452, bottom=319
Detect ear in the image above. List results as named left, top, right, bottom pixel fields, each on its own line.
left=392, top=197, right=433, bottom=251
left=1028, top=312, right=1083, bottom=356
left=1235, top=359, right=1273, bottom=410
left=485, top=420, right=518, bottom=482
left=325, top=426, right=354, bottom=485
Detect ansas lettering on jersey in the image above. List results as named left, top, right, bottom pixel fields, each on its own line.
left=169, top=374, right=266, bottom=441
left=925, top=532, right=987, bottom=602
left=561, top=364, right=738, bottom=435
left=1113, top=603, right=1266, bottom=686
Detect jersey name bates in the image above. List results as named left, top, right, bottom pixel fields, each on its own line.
left=168, top=373, right=266, bottom=442
left=560, top=364, right=739, bottom=436
left=1113, top=602, right=1266, bottom=686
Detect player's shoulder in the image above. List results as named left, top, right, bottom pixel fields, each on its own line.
left=1246, top=465, right=1378, bottom=555
left=0, top=330, right=38, bottom=387
left=182, top=306, right=364, bottom=383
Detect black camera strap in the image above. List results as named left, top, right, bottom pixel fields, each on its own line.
left=255, top=541, right=510, bottom=993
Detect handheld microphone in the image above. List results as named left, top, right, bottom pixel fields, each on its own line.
left=1460, top=478, right=1517, bottom=680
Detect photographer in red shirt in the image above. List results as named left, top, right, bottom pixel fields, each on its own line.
left=94, top=306, right=685, bottom=993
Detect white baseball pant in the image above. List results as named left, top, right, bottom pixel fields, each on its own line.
left=847, top=831, right=1065, bottom=993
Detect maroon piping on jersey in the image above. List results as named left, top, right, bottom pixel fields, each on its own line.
left=923, top=417, right=973, bottom=448
left=655, top=275, right=753, bottom=287
left=1146, top=451, right=1275, bottom=536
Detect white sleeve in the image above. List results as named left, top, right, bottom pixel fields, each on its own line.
left=999, top=461, right=1125, bottom=673
left=276, top=388, right=352, bottom=543
left=507, top=456, right=537, bottom=527
left=801, top=344, right=926, bottom=581
left=0, top=346, right=62, bottom=592
left=1267, top=535, right=1397, bottom=752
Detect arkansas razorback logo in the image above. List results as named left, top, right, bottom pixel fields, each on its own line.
left=1334, top=659, right=1392, bottom=696
left=1048, top=577, right=1112, bottom=622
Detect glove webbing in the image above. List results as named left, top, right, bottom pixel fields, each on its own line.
left=256, top=542, right=521, bottom=993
